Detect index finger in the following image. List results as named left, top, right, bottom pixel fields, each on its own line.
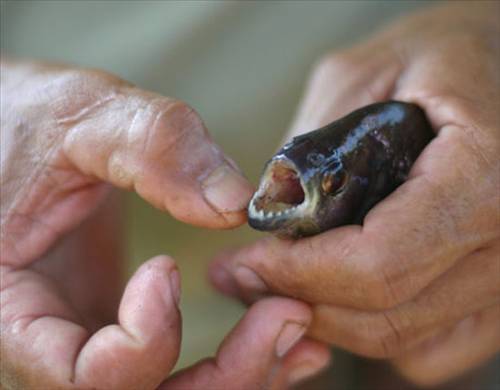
left=210, top=123, right=498, bottom=310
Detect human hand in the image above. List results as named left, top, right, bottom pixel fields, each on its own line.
left=209, top=2, right=500, bottom=386
left=0, top=60, right=330, bottom=389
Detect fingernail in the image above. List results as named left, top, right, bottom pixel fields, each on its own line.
left=276, top=322, right=306, bottom=358
left=169, top=269, right=181, bottom=307
left=202, top=163, right=254, bottom=213
left=288, top=361, right=330, bottom=385
left=233, top=266, right=267, bottom=294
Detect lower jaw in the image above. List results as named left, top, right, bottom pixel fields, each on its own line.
left=248, top=209, right=320, bottom=238
left=247, top=214, right=285, bottom=232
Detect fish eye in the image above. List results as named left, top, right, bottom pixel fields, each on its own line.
left=321, top=170, right=347, bottom=195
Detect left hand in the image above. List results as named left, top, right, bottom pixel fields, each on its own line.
left=0, top=60, right=330, bottom=389
left=209, top=2, right=500, bottom=387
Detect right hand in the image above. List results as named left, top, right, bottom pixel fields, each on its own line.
left=0, top=60, right=330, bottom=389
left=209, top=2, right=500, bottom=387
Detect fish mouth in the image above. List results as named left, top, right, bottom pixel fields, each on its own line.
left=248, top=157, right=314, bottom=225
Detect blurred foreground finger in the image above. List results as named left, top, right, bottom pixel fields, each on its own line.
left=161, top=298, right=331, bottom=390
left=0, top=256, right=181, bottom=390
left=74, top=256, right=182, bottom=389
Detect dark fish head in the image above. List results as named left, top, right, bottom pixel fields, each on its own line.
left=248, top=135, right=356, bottom=238
left=248, top=101, right=434, bottom=238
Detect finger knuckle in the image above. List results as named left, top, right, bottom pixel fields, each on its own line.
left=48, top=68, right=126, bottom=128
left=360, top=251, right=411, bottom=310
left=376, top=321, right=404, bottom=358
left=149, top=99, right=206, bottom=155
left=361, top=276, right=397, bottom=311
left=360, top=313, right=406, bottom=358
left=162, top=99, right=204, bottom=134
left=127, top=99, right=206, bottom=169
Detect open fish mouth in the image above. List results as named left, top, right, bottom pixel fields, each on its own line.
left=248, top=158, right=312, bottom=222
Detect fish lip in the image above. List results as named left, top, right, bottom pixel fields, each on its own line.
left=247, top=156, right=317, bottom=228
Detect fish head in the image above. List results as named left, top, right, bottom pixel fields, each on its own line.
left=248, top=101, right=435, bottom=238
left=248, top=136, right=355, bottom=238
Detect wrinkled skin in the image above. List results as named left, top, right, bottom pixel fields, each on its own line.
left=248, top=101, right=434, bottom=238
left=0, top=61, right=331, bottom=389
left=211, top=2, right=500, bottom=387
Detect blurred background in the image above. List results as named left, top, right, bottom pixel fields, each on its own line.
left=6, top=1, right=495, bottom=389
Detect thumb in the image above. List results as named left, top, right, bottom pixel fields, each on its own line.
left=62, top=74, right=254, bottom=228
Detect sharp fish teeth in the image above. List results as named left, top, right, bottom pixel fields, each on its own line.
left=250, top=199, right=310, bottom=220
